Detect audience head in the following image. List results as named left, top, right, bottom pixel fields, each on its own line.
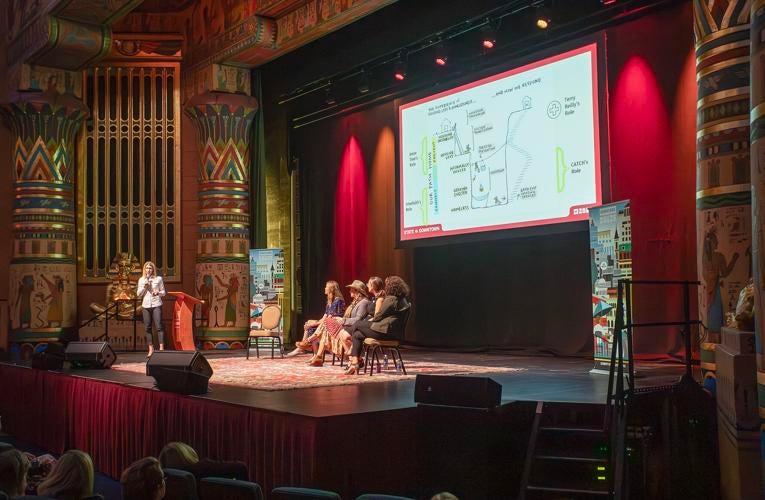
left=367, top=276, right=384, bottom=295
left=0, top=449, right=29, bottom=497
left=346, top=280, right=369, bottom=302
left=120, top=457, right=165, bottom=500
left=324, top=280, right=344, bottom=304
left=384, top=275, right=410, bottom=298
left=158, top=442, right=199, bottom=469
left=431, top=493, right=459, bottom=500
left=37, top=449, right=94, bottom=500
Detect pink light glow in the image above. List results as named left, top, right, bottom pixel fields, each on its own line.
left=333, top=136, right=369, bottom=283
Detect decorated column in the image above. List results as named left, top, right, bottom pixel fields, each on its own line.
left=185, top=92, right=258, bottom=349
left=750, top=1, right=765, bottom=493
left=694, top=2, right=752, bottom=378
left=1, top=91, right=87, bottom=357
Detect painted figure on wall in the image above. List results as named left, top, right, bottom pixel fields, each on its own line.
left=41, top=274, right=64, bottom=327
left=702, top=227, right=740, bottom=331
left=196, top=274, right=214, bottom=327
left=216, top=274, right=239, bottom=327
left=14, top=275, right=35, bottom=328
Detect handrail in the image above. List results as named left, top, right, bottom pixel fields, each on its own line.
left=606, top=278, right=700, bottom=500
left=80, top=301, right=120, bottom=328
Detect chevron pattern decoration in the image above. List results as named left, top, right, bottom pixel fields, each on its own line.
left=185, top=92, right=258, bottom=348
left=0, top=91, right=87, bottom=351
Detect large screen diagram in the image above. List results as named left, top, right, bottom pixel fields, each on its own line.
left=398, top=42, right=604, bottom=242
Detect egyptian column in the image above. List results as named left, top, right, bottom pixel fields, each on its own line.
left=694, top=1, right=752, bottom=380
left=751, top=1, right=765, bottom=494
left=185, top=90, right=258, bottom=349
left=1, top=91, right=87, bottom=354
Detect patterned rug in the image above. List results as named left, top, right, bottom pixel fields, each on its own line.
left=112, top=353, right=525, bottom=391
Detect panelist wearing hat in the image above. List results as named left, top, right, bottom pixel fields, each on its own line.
left=308, top=279, right=371, bottom=367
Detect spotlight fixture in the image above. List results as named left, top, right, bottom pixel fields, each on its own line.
left=324, top=85, right=336, bottom=105
left=535, top=4, right=551, bottom=29
left=434, top=41, right=448, bottom=66
left=481, top=21, right=496, bottom=49
left=357, top=70, right=370, bottom=94
left=394, top=59, right=407, bottom=81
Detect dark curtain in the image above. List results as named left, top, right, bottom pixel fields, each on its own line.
left=251, top=70, right=268, bottom=248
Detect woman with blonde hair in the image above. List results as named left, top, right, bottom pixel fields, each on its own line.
left=158, top=442, right=198, bottom=469
left=37, top=450, right=94, bottom=500
left=287, top=281, right=345, bottom=356
left=158, top=442, right=248, bottom=480
left=136, top=260, right=166, bottom=357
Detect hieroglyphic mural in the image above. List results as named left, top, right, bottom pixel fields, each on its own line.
left=186, top=92, right=258, bottom=349
left=0, top=91, right=87, bottom=356
left=749, top=0, right=765, bottom=490
left=695, top=0, right=752, bottom=348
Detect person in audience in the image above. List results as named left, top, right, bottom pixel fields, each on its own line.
left=37, top=449, right=94, bottom=500
left=0, top=449, right=29, bottom=497
left=333, top=276, right=384, bottom=363
left=308, top=280, right=371, bottom=366
left=120, top=457, right=165, bottom=500
left=287, top=281, right=345, bottom=356
left=345, top=275, right=410, bottom=375
left=159, top=442, right=248, bottom=480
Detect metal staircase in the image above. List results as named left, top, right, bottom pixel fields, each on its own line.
left=519, top=279, right=700, bottom=500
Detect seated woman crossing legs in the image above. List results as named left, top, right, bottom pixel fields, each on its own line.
left=309, top=280, right=371, bottom=366
left=287, top=281, right=345, bottom=356
left=346, top=275, right=410, bottom=375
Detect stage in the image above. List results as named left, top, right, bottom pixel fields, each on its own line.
left=0, top=350, right=687, bottom=498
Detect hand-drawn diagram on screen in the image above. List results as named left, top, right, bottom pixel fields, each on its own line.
left=400, top=46, right=600, bottom=239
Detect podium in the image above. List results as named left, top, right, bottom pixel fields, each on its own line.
left=167, top=292, right=204, bottom=351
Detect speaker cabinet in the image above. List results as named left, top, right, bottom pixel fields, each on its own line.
left=146, top=351, right=213, bottom=395
left=415, top=375, right=502, bottom=409
left=65, top=342, right=116, bottom=369
left=31, top=343, right=65, bottom=370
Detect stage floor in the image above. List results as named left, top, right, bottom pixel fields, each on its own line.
left=4, top=350, right=688, bottom=417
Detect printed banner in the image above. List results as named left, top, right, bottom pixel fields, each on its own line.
left=589, top=201, right=632, bottom=372
left=249, top=249, right=285, bottom=334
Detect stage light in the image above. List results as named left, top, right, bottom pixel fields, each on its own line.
left=435, top=41, right=448, bottom=66
left=481, top=21, right=496, bottom=49
left=535, top=5, right=551, bottom=29
left=394, top=59, right=407, bottom=81
left=357, top=70, right=370, bottom=94
left=601, top=0, right=617, bottom=4
left=324, top=85, right=336, bottom=105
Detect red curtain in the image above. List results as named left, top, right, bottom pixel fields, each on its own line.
left=0, top=364, right=419, bottom=497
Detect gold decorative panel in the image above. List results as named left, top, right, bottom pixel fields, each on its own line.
left=78, top=63, right=181, bottom=282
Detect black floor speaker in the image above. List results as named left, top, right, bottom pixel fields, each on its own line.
left=146, top=351, right=213, bottom=395
left=415, top=374, right=502, bottom=409
left=31, top=343, right=65, bottom=370
left=65, top=342, right=117, bottom=369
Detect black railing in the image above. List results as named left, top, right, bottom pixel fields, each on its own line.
left=606, top=279, right=700, bottom=499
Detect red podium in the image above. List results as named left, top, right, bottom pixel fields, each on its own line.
left=167, top=292, right=204, bottom=351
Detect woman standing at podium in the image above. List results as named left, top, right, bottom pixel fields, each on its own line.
left=137, top=261, right=166, bottom=357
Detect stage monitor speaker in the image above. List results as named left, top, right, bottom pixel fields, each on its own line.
left=65, top=342, right=117, bottom=369
left=146, top=351, right=213, bottom=395
left=414, top=374, right=502, bottom=409
left=31, top=343, right=65, bottom=370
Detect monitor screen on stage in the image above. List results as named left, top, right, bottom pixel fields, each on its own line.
left=398, top=42, right=606, bottom=244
